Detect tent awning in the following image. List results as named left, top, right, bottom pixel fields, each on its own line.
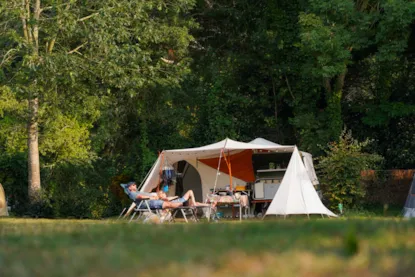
left=140, top=138, right=301, bottom=193
left=199, top=150, right=255, bottom=182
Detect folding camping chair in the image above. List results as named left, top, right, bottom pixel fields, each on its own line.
left=171, top=206, right=200, bottom=223
left=119, top=183, right=201, bottom=223
left=119, top=183, right=169, bottom=224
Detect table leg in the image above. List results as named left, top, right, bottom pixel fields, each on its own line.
left=207, top=206, right=211, bottom=222
left=232, top=204, right=235, bottom=218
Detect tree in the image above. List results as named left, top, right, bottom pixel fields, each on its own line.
left=0, top=0, right=196, bottom=203
left=296, top=0, right=415, bottom=152
left=317, top=129, right=383, bottom=209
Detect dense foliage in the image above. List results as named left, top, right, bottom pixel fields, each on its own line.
left=0, top=0, right=414, bottom=217
left=317, top=129, right=384, bottom=209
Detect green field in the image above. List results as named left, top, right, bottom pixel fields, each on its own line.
left=1, top=218, right=414, bottom=277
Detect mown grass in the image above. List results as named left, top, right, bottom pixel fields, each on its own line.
left=1, top=217, right=414, bottom=277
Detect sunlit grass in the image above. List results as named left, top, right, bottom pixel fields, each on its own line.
left=1, top=217, right=414, bottom=277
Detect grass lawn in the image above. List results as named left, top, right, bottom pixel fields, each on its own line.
left=1, top=217, right=415, bottom=277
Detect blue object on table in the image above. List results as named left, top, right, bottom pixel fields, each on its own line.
left=163, top=185, right=169, bottom=192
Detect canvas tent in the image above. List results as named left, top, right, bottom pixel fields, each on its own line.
left=139, top=138, right=320, bottom=202
left=0, top=183, right=9, bottom=217
left=264, top=147, right=337, bottom=218
left=403, top=173, right=415, bottom=218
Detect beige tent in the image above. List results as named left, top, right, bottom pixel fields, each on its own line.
left=139, top=138, right=320, bottom=203
left=0, top=183, right=9, bottom=216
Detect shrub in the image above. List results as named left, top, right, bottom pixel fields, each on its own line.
left=317, top=129, right=383, bottom=210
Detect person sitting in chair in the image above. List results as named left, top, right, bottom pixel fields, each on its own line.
left=126, top=182, right=183, bottom=210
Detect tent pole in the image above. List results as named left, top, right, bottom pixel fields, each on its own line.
left=213, top=149, right=223, bottom=193
left=156, top=152, right=165, bottom=192
left=222, top=150, right=233, bottom=190
left=213, top=139, right=228, bottom=193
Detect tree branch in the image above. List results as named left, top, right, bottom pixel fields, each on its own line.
left=67, top=42, right=87, bottom=54
left=21, top=0, right=33, bottom=44
left=271, top=75, right=278, bottom=126
left=160, top=57, right=174, bottom=64
left=20, top=2, right=28, bottom=42
left=47, top=38, right=56, bottom=53
left=0, top=49, right=18, bottom=68
left=46, top=2, right=71, bottom=54
left=285, top=74, right=295, bottom=100
left=33, top=0, right=41, bottom=54
left=78, top=13, right=99, bottom=22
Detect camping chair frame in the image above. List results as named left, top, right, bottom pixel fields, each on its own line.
left=119, top=184, right=212, bottom=223
left=120, top=198, right=161, bottom=223
left=119, top=183, right=168, bottom=224
left=126, top=201, right=205, bottom=223
left=171, top=207, right=199, bottom=223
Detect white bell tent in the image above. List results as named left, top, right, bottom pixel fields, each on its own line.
left=0, top=183, right=9, bottom=217
left=264, top=147, right=337, bottom=218
left=403, top=173, right=415, bottom=218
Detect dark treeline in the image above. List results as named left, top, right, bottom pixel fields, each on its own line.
left=0, top=0, right=414, bottom=217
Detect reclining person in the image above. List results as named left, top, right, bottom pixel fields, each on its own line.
left=157, top=190, right=215, bottom=208
left=126, top=182, right=183, bottom=210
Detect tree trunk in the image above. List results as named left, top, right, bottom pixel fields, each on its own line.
left=325, top=71, right=346, bottom=141
left=24, top=0, right=42, bottom=203
left=28, top=97, right=41, bottom=202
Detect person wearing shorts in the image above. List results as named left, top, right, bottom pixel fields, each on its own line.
left=126, top=182, right=183, bottom=209
left=158, top=190, right=215, bottom=208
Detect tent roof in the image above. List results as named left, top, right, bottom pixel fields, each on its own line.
left=139, top=138, right=315, bottom=193
left=249, top=137, right=313, bottom=157
left=163, top=138, right=294, bottom=160
left=249, top=137, right=281, bottom=146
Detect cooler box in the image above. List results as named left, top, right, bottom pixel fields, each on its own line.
left=253, top=181, right=280, bottom=200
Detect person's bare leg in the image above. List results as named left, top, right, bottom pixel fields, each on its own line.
left=194, top=201, right=213, bottom=207
left=182, top=190, right=214, bottom=207
left=182, top=190, right=196, bottom=206
left=163, top=201, right=183, bottom=209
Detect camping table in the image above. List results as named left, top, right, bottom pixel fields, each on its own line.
left=207, top=195, right=249, bottom=221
